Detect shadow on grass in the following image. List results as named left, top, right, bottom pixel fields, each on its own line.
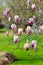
left=16, top=56, right=43, bottom=63
left=10, top=57, right=43, bottom=65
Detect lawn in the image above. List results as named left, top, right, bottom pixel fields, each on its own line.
left=0, top=33, right=43, bottom=65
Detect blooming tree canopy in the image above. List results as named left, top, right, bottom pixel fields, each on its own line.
left=3, top=0, right=43, bottom=56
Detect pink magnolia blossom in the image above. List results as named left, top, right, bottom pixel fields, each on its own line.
left=18, top=28, right=23, bottom=35
left=27, top=0, right=31, bottom=6
left=3, top=11, right=7, bottom=17
left=11, top=24, right=17, bottom=30
left=31, top=4, right=36, bottom=11
left=40, top=25, right=43, bottom=32
left=14, top=15, right=19, bottom=23
left=14, top=35, right=19, bottom=43
left=29, top=18, right=34, bottom=26
left=5, top=8, right=10, bottom=14
left=3, top=8, right=10, bottom=17
left=24, top=43, right=29, bottom=51
left=31, top=40, right=37, bottom=50
left=33, top=43, right=37, bottom=50
left=26, top=26, right=32, bottom=34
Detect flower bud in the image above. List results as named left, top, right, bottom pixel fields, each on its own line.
left=11, top=24, right=17, bottom=30
left=26, top=26, right=32, bottom=34
left=29, top=18, right=34, bottom=26
left=24, top=43, right=29, bottom=51
left=14, top=15, right=19, bottom=23
left=14, top=35, right=19, bottom=43
left=31, top=4, right=36, bottom=11
left=18, top=28, right=23, bottom=35
left=27, top=0, right=31, bottom=6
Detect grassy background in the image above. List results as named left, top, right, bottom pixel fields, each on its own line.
left=0, top=32, right=43, bottom=65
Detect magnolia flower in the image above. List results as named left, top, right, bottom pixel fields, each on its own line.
left=6, top=31, right=9, bottom=36
left=18, top=28, right=23, bottom=35
left=31, top=4, right=36, bottom=11
left=26, top=26, right=32, bottom=34
left=33, top=43, right=37, bottom=50
left=8, top=17, right=11, bottom=22
left=11, top=24, right=17, bottom=30
left=5, top=8, right=10, bottom=14
left=27, top=0, right=31, bottom=6
left=40, top=25, right=43, bottom=32
left=14, top=15, right=19, bottom=23
left=31, top=40, right=37, bottom=50
left=3, top=8, right=10, bottom=17
left=29, top=18, right=34, bottom=26
left=3, top=11, right=7, bottom=17
left=24, top=43, right=29, bottom=51
left=14, top=35, right=19, bottom=43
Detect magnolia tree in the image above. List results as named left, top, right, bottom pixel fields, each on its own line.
left=3, top=0, right=43, bottom=56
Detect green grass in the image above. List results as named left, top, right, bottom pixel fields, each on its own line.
left=0, top=28, right=12, bottom=33
left=0, top=33, right=43, bottom=65
left=0, top=28, right=7, bottom=32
